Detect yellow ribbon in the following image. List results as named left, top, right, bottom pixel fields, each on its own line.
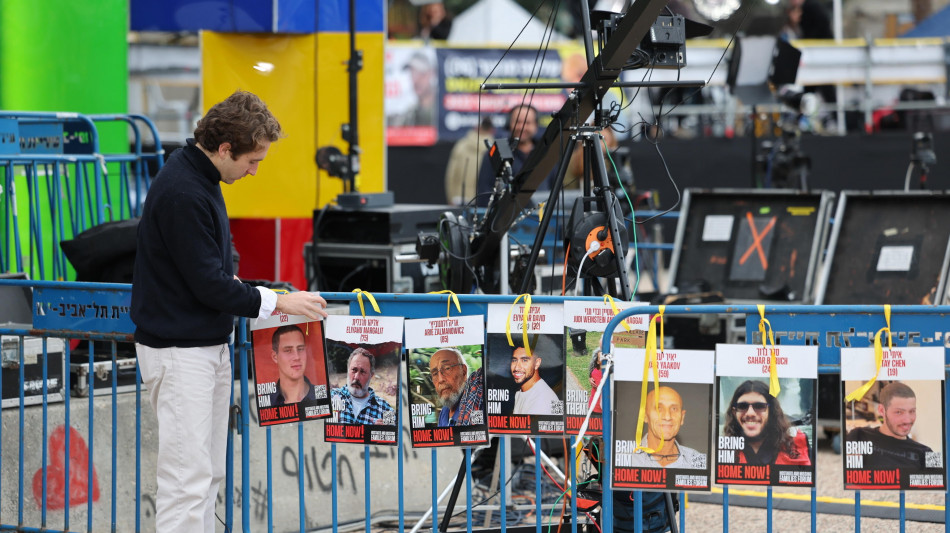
left=506, top=294, right=532, bottom=357
left=635, top=305, right=665, bottom=454
left=845, top=305, right=892, bottom=403
left=429, top=290, right=461, bottom=318
left=604, top=294, right=631, bottom=332
left=757, top=305, right=781, bottom=398
left=351, top=289, right=380, bottom=317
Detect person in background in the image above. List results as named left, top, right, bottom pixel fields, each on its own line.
left=132, top=90, right=328, bottom=533
left=476, top=104, right=555, bottom=207
left=417, top=1, right=452, bottom=40
left=445, top=116, right=495, bottom=205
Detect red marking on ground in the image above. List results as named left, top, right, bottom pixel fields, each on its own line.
left=32, top=425, right=100, bottom=509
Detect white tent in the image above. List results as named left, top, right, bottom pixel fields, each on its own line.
left=447, top=0, right=567, bottom=45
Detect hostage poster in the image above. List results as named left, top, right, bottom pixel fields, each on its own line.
left=250, top=312, right=330, bottom=426
left=715, top=344, right=818, bottom=487
left=841, top=346, right=945, bottom=490
left=485, top=302, right=565, bottom=437
left=612, top=348, right=714, bottom=492
left=324, top=315, right=404, bottom=445
left=405, top=315, right=488, bottom=447
left=563, top=300, right=648, bottom=437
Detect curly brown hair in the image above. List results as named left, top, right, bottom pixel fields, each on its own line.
left=194, top=90, right=284, bottom=158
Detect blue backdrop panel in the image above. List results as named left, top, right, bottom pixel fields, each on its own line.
left=131, top=0, right=382, bottom=33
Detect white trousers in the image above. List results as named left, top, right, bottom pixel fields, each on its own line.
left=137, top=343, right=232, bottom=533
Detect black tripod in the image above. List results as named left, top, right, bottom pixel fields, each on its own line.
left=517, top=125, right=632, bottom=300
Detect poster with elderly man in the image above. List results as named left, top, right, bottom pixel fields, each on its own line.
left=324, top=315, right=404, bottom=445
left=612, top=348, right=714, bottom=492
left=405, top=315, right=488, bottom=447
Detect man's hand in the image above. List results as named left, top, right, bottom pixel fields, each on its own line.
left=276, top=291, right=329, bottom=320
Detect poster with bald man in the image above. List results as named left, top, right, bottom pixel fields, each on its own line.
left=612, top=348, right=714, bottom=492
left=324, top=315, right=404, bottom=445
left=250, top=313, right=330, bottom=426
left=485, top=302, right=565, bottom=437
left=841, top=346, right=945, bottom=490
left=714, top=344, right=817, bottom=487
left=405, top=315, right=488, bottom=447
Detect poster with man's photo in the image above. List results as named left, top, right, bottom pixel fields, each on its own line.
left=612, top=348, right=714, bottom=492
left=385, top=45, right=438, bottom=146
left=324, top=315, right=404, bottom=445
left=250, top=312, right=331, bottom=426
left=715, top=344, right=818, bottom=487
left=563, top=300, right=648, bottom=436
left=841, top=346, right=946, bottom=490
left=405, top=315, right=488, bottom=448
left=485, top=302, right=565, bottom=437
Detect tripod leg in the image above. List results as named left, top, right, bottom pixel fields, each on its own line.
left=518, top=133, right=578, bottom=294
left=589, top=139, right=633, bottom=300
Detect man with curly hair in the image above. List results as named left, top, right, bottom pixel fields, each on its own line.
left=132, top=91, right=328, bottom=533
left=723, top=379, right=811, bottom=466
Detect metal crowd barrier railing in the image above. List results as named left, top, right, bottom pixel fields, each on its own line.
left=2, top=281, right=949, bottom=533
left=0, top=112, right=161, bottom=280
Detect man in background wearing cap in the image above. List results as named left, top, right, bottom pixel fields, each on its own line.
left=389, top=51, right=437, bottom=127
left=417, top=1, right=452, bottom=40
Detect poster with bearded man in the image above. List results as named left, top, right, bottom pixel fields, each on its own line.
left=405, top=315, right=488, bottom=447
left=324, top=315, right=404, bottom=445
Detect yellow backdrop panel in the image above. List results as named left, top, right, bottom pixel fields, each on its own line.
left=202, top=32, right=316, bottom=218
left=202, top=31, right=385, bottom=217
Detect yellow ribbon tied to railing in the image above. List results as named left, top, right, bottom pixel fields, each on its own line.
left=757, top=304, right=781, bottom=398
left=506, top=294, right=532, bottom=357
left=604, top=294, right=631, bottom=332
left=429, top=290, right=461, bottom=318
left=845, top=304, right=893, bottom=403
left=351, top=289, right=380, bottom=317
left=635, top=305, right=665, bottom=454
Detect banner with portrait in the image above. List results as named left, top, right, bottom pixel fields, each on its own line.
left=405, top=315, right=488, bottom=447
left=612, top=348, right=714, bottom=492
left=485, top=302, right=565, bottom=437
left=563, top=300, right=648, bottom=437
left=250, top=312, right=330, bottom=426
left=385, top=46, right=440, bottom=146
left=324, top=315, right=404, bottom=445
left=435, top=47, right=567, bottom=143
left=841, top=346, right=946, bottom=490
left=714, top=344, right=818, bottom=487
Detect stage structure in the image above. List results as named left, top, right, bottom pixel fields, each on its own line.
left=815, top=190, right=950, bottom=305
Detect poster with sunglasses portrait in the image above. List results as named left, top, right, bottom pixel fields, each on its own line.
left=841, top=346, right=945, bottom=490
left=404, top=315, right=488, bottom=448
left=250, top=312, right=330, bottom=426
left=563, top=300, right=649, bottom=437
left=324, top=315, right=404, bottom=445
left=714, top=344, right=818, bottom=487
left=485, top=302, right=565, bottom=437
left=612, top=347, right=714, bottom=492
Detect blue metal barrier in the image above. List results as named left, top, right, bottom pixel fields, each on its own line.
left=0, top=112, right=161, bottom=280
left=2, top=281, right=949, bottom=532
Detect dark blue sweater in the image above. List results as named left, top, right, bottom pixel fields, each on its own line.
left=131, top=139, right=261, bottom=348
